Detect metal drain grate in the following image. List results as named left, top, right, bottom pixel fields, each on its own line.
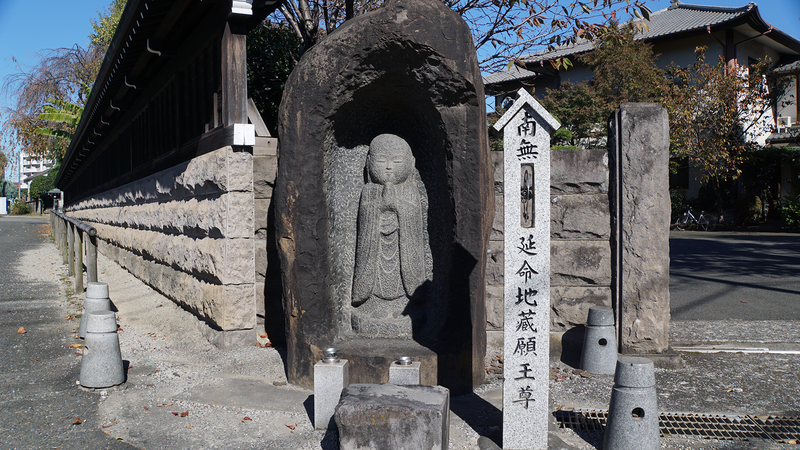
left=555, top=409, right=800, bottom=443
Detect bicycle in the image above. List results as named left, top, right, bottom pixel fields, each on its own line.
left=675, top=208, right=717, bottom=231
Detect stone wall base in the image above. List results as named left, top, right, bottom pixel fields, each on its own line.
left=97, top=238, right=256, bottom=348
left=200, top=325, right=256, bottom=349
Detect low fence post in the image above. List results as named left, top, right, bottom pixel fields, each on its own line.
left=87, top=235, right=98, bottom=283
left=60, top=218, right=68, bottom=265
left=74, top=227, right=84, bottom=293
left=67, top=222, right=75, bottom=277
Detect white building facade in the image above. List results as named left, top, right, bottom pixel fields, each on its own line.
left=18, top=151, right=52, bottom=192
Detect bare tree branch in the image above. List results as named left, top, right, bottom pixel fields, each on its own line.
left=269, top=0, right=651, bottom=73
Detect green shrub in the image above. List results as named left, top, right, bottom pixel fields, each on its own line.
left=734, top=194, right=763, bottom=225
left=10, top=200, right=31, bottom=215
left=670, top=189, right=688, bottom=223
left=781, top=195, right=800, bottom=231
left=553, top=127, right=573, bottom=145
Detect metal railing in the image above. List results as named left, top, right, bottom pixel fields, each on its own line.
left=50, top=211, right=98, bottom=292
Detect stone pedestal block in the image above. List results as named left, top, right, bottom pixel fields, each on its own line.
left=335, top=337, right=438, bottom=386
left=334, top=384, right=450, bottom=450
left=314, top=357, right=349, bottom=430
left=389, top=359, right=421, bottom=385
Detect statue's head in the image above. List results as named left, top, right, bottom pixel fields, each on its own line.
left=367, top=134, right=414, bottom=185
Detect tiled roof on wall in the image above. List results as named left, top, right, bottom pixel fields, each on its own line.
left=520, top=1, right=754, bottom=64
left=485, top=0, right=800, bottom=86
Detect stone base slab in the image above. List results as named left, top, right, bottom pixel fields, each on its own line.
left=200, top=325, right=255, bottom=349
left=335, top=384, right=450, bottom=450
left=334, top=337, right=438, bottom=386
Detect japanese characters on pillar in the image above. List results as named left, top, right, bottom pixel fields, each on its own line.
left=493, top=88, right=560, bottom=450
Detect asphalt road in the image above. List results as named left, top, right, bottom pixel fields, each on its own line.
left=0, top=215, right=134, bottom=449
left=670, top=230, right=800, bottom=321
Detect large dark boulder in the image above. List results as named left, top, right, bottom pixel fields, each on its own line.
left=275, top=0, right=492, bottom=394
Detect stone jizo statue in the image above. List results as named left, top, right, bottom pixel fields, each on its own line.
left=351, top=134, right=430, bottom=335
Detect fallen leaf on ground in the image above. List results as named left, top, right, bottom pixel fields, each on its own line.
left=172, top=412, right=179, bottom=416
left=242, top=416, right=252, bottom=422
left=157, top=403, right=174, bottom=407
left=17, top=327, right=26, bottom=334
left=180, top=411, right=189, bottom=417
left=75, top=352, right=82, bottom=356
left=186, top=426, right=194, bottom=429
left=102, top=419, right=117, bottom=428
left=143, top=406, right=149, bottom=411
left=285, top=424, right=296, bottom=430
left=70, top=344, right=82, bottom=348
left=72, top=418, right=82, bottom=425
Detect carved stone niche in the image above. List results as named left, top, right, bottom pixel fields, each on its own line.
left=275, top=0, right=492, bottom=395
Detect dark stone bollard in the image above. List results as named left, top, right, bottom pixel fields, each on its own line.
left=580, top=307, right=617, bottom=374
left=603, top=357, right=659, bottom=450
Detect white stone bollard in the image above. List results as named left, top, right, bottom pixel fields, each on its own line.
left=580, top=307, right=618, bottom=374
left=314, top=348, right=349, bottom=430
left=389, top=356, right=421, bottom=385
left=80, top=311, right=125, bottom=388
left=603, top=356, right=659, bottom=450
left=79, top=282, right=111, bottom=339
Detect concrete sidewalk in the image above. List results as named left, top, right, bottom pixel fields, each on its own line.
left=29, top=233, right=800, bottom=449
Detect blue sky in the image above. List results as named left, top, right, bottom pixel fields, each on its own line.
left=1, top=0, right=799, bottom=179
left=0, top=0, right=110, bottom=179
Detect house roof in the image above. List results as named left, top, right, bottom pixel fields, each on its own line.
left=774, top=60, right=800, bottom=75
left=484, top=0, right=800, bottom=86
left=483, top=67, right=539, bottom=86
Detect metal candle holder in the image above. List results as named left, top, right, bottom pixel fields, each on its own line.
left=323, top=347, right=340, bottom=364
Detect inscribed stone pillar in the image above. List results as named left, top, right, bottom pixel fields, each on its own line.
left=493, top=88, right=559, bottom=450
left=609, top=103, right=671, bottom=355
left=275, top=0, right=492, bottom=395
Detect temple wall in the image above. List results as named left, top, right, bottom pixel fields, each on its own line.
left=66, top=145, right=257, bottom=347
left=486, top=148, right=612, bottom=351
